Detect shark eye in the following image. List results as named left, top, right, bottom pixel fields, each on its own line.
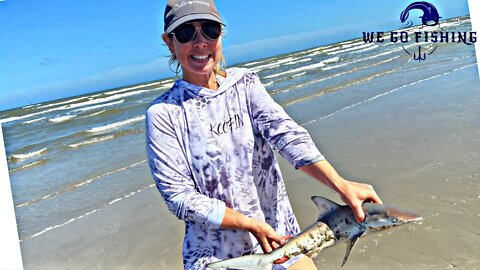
left=391, top=218, right=398, bottom=223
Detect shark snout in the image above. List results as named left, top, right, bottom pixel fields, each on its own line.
left=388, top=207, right=423, bottom=223
left=362, top=203, right=423, bottom=230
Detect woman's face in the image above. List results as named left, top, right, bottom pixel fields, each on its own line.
left=163, top=20, right=222, bottom=83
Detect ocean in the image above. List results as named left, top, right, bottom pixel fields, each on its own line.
left=1, top=16, right=477, bottom=244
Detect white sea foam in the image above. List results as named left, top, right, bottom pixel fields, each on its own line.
left=9, top=148, right=47, bottom=162
left=72, top=100, right=124, bottom=113
left=67, top=135, right=115, bottom=148
left=322, top=48, right=402, bottom=72
left=2, top=87, right=151, bottom=125
left=283, top=57, right=312, bottom=66
left=353, top=45, right=380, bottom=54
left=49, top=115, right=76, bottom=123
left=301, top=63, right=477, bottom=127
left=292, top=72, right=307, bottom=78
left=36, top=96, right=89, bottom=110
left=327, top=43, right=376, bottom=55
left=250, top=57, right=306, bottom=72
left=87, top=115, right=145, bottom=133
left=19, top=168, right=155, bottom=242
left=322, top=63, right=349, bottom=71
left=15, top=160, right=147, bottom=209
left=322, top=40, right=364, bottom=53
left=242, top=59, right=269, bottom=67
left=22, top=104, right=38, bottom=109
left=81, top=110, right=106, bottom=118
left=158, top=83, right=174, bottom=89
left=263, top=81, right=274, bottom=87
left=291, top=46, right=325, bottom=57
left=9, top=159, right=48, bottom=173
left=104, top=81, right=163, bottom=96
left=272, top=55, right=401, bottom=96
left=303, top=51, right=322, bottom=58
left=264, top=57, right=339, bottom=79
left=22, top=117, right=47, bottom=124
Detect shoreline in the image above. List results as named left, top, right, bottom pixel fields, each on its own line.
left=19, top=64, right=480, bottom=269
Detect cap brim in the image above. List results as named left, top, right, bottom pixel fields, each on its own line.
left=165, top=14, right=224, bottom=33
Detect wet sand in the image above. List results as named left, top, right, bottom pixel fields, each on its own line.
left=20, top=65, right=480, bottom=269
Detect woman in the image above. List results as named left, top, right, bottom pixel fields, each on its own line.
left=146, top=1, right=382, bottom=269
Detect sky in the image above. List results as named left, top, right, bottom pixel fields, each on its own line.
left=0, top=0, right=471, bottom=111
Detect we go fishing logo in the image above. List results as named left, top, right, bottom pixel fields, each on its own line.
left=362, top=1, right=477, bottom=62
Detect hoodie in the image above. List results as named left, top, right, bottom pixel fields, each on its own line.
left=146, top=67, right=324, bottom=269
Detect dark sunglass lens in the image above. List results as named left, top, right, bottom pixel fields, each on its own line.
left=201, top=21, right=221, bottom=40
left=174, top=24, right=195, bottom=43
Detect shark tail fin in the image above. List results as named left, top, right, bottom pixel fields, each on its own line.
left=207, top=253, right=276, bottom=270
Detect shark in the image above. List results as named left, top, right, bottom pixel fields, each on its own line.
left=207, top=196, right=422, bottom=270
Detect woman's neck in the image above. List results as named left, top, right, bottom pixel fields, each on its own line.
left=183, top=72, right=219, bottom=90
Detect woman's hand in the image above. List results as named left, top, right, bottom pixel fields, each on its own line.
left=220, top=208, right=287, bottom=254
left=337, top=179, right=382, bottom=223
left=299, top=160, right=383, bottom=223
left=247, top=219, right=286, bottom=254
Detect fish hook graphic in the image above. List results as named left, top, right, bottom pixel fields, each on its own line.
left=413, top=46, right=426, bottom=61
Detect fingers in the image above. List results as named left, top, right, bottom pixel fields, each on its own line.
left=251, top=221, right=286, bottom=254
left=259, top=238, right=273, bottom=253
left=352, top=202, right=365, bottom=223
left=363, top=183, right=383, bottom=204
left=266, top=234, right=285, bottom=252
left=273, top=235, right=292, bottom=264
left=370, top=191, right=383, bottom=204
left=340, top=181, right=383, bottom=223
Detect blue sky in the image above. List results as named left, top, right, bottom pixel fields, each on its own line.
left=0, top=0, right=470, bottom=111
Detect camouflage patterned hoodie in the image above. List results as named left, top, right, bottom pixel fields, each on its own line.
left=146, top=67, right=324, bottom=269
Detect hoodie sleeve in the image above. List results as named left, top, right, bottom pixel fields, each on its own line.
left=246, top=73, right=325, bottom=169
left=146, top=102, right=226, bottom=229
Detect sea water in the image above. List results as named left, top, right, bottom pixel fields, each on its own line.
left=1, top=17, right=477, bottom=242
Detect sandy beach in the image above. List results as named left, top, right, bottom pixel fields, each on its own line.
left=19, top=61, right=480, bottom=269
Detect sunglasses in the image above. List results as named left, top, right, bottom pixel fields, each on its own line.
left=170, top=21, right=222, bottom=44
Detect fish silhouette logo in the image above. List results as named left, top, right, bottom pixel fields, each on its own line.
left=400, top=1, right=441, bottom=27
left=400, top=1, right=441, bottom=61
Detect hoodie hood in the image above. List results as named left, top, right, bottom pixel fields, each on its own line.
left=174, top=67, right=252, bottom=98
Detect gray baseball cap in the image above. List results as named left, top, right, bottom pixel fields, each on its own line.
left=164, top=0, right=224, bottom=33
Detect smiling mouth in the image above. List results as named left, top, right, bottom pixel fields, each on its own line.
left=191, top=55, right=210, bottom=60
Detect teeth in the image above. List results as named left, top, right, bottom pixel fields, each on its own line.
left=192, top=55, right=209, bottom=60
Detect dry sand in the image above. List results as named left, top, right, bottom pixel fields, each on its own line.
left=20, top=65, right=480, bottom=269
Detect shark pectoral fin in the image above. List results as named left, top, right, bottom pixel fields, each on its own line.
left=341, top=233, right=363, bottom=267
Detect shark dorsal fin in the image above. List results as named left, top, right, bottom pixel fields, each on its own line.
left=311, top=196, right=341, bottom=219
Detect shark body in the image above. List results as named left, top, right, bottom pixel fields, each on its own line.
left=207, top=196, right=422, bottom=270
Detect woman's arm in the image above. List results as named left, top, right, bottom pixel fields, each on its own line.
left=299, top=160, right=382, bottom=222
left=146, top=103, right=226, bottom=229
left=220, top=208, right=286, bottom=254
left=246, top=72, right=382, bottom=222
